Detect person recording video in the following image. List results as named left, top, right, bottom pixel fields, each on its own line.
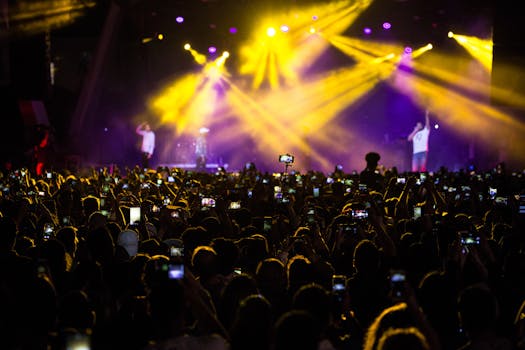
left=136, top=121, right=155, bottom=169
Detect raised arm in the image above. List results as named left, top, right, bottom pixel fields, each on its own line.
left=136, top=122, right=145, bottom=135
left=407, top=125, right=419, bottom=142
left=425, top=109, right=430, bottom=130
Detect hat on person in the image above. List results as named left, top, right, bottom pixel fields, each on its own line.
left=117, top=229, right=140, bottom=257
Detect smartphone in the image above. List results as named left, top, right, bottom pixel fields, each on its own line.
left=390, top=269, right=406, bottom=299
left=413, top=206, right=422, bottom=219
left=151, top=204, right=160, bottom=213
left=358, top=183, right=368, bottom=193
left=279, top=154, right=294, bottom=163
left=338, top=223, right=357, bottom=234
left=46, top=172, right=53, bottom=179
left=38, top=191, right=46, bottom=197
left=65, top=332, right=91, bottom=350
left=234, top=267, right=242, bottom=275
left=313, top=187, right=320, bottom=198
left=43, top=223, right=54, bottom=239
left=307, top=208, right=315, bottom=224
left=170, top=246, right=183, bottom=257
left=201, top=197, right=216, bottom=208
left=332, top=275, right=346, bottom=293
left=488, top=187, right=497, bottom=199
left=396, top=177, right=406, bottom=184
left=156, top=179, right=163, bottom=186
left=332, top=275, right=346, bottom=303
left=129, top=207, right=141, bottom=225
left=62, top=216, right=71, bottom=225
left=263, top=216, right=272, bottom=233
left=519, top=194, right=525, bottom=215
left=352, top=209, right=368, bottom=220
left=459, top=230, right=480, bottom=245
left=494, top=196, right=508, bottom=206
left=229, top=201, right=241, bottom=209
left=167, top=263, right=184, bottom=279
left=167, top=176, right=175, bottom=183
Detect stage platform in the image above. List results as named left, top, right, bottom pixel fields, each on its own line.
left=158, top=163, right=229, bottom=170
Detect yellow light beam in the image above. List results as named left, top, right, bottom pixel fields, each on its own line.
left=450, top=33, right=493, bottom=71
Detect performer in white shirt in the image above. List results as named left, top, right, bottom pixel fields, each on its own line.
left=136, top=122, right=155, bottom=169
left=407, top=109, right=430, bottom=172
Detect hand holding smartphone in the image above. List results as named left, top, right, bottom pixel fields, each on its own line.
left=129, top=207, right=141, bottom=226
left=390, top=269, right=407, bottom=300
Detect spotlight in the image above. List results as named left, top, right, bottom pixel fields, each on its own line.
left=448, top=31, right=454, bottom=38
left=184, top=43, right=191, bottom=50
left=157, top=33, right=164, bottom=40
left=267, top=27, right=277, bottom=37
left=434, top=124, right=439, bottom=129
left=363, top=27, right=372, bottom=35
left=176, top=16, right=184, bottom=23
left=280, top=25, right=289, bottom=33
left=404, top=46, right=413, bottom=54
left=208, top=46, right=217, bottom=54
left=382, top=22, right=391, bottom=30
left=229, top=27, right=237, bottom=34
left=222, top=51, right=230, bottom=58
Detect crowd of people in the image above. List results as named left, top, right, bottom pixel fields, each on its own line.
left=1, top=156, right=524, bottom=350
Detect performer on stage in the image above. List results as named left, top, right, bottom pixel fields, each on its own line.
left=136, top=121, right=155, bottom=169
left=195, top=127, right=209, bottom=171
left=407, top=109, right=430, bottom=172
